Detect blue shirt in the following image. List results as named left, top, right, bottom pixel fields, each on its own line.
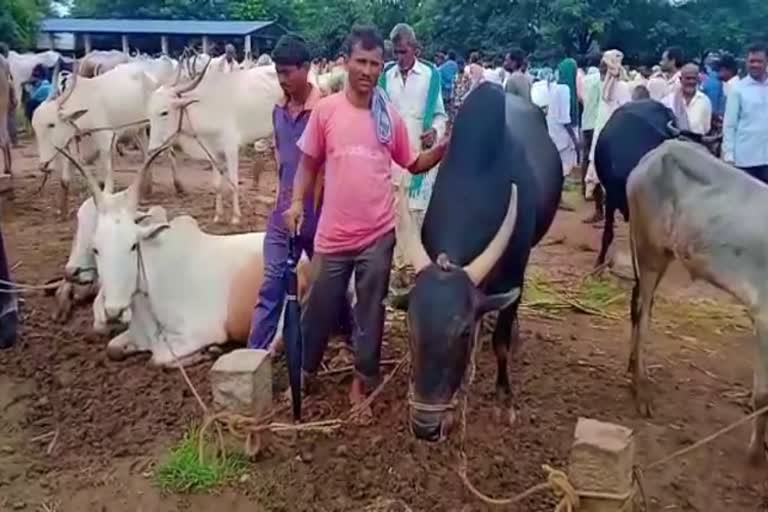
left=30, top=80, right=52, bottom=103
left=700, top=69, right=724, bottom=115
left=723, top=75, right=768, bottom=168
left=438, top=60, right=458, bottom=98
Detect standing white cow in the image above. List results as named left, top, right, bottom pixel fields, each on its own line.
left=146, top=63, right=282, bottom=224
left=7, top=50, right=62, bottom=105
left=32, top=64, right=170, bottom=216
left=58, top=148, right=313, bottom=364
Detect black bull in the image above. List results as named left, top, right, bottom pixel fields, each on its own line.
left=394, top=83, right=563, bottom=441
left=593, top=99, right=718, bottom=266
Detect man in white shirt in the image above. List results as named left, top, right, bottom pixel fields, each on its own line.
left=379, top=23, right=447, bottom=271
left=647, top=46, right=683, bottom=101
left=723, top=42, right=768, bottom=183
left=662, top=63, right=712, bottom=136
left=217, top=44, right=239, bottom=73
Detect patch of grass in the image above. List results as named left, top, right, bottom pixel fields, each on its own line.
left=577, top=274, right=627, bottom=311
left=154, top=428, right=248, bottom=493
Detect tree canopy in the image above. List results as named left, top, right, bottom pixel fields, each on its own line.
left=4, top=0, right=768, bottom=62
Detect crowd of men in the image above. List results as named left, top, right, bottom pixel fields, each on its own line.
left=434, top=42, right=768, bottom=222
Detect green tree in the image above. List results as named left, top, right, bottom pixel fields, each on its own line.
left=1, top=0, right=51, bottom=49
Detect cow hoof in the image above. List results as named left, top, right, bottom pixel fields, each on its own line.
left=213, top=215, right=222, bottom=224
left=174, top=184, right=187, bottom=196
left=747, top=442, right=767, bottom=468
left=231, top=216, right=241, bottom=226
left=633, top=393, right=654, bottom=418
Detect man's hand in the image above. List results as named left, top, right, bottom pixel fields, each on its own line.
left=420, top=128, right=437, bottom=149
left=283, top=200, right=304, bottom=234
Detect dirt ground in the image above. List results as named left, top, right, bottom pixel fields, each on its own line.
left=2, top=138, right=768, bottom=511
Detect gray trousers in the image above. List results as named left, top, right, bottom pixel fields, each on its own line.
left=302, top=230, right=395, bottom=389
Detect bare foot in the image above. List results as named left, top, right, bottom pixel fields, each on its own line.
left=349, top=377, right=373, bottom=425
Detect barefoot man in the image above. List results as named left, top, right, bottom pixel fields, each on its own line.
left=283, top=25, right=448, bottom=413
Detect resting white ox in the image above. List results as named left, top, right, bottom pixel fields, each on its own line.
left=627, top=139, right=768, bottom=466
left=32, top=64, right=171, bottom=216
left=7, top=50, right=62, bottom=105
left=147, top=63, right=282, bottom=224
left=53, top=191, right=164, bottom=323
left=61, top=149, right=312, bottom=365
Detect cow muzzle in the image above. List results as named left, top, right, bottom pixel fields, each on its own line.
left=409, top=405, right=456, bottom=442
left=64, top=266, right=96, bottom=284
left=104, top=305, right=132, bottom=325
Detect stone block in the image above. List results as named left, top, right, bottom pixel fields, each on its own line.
left=210, top=349, right=272, bottom=416
left=569, top=417, right=635, bottom=511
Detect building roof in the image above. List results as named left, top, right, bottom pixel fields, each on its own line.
left=39, top=18, right=278, bottom=36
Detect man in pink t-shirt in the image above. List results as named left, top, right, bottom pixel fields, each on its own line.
left=284, top=26, right=448, bottom=412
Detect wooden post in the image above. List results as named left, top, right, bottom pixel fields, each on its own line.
left=161, top=35, right=169, bottom=55
left=569, top=418, right=635, bottom=512
left=202, top=35, right=210, bottom=54
left=83, top=33, right=92, bottom=54
left=121, top=34, right=129, bottom=54
left=244, top=34, right=252, bottom=60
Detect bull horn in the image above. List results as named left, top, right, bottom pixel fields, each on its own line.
left=54, top=145, right=103, bottom=207
left=127, top=138, right=176, bottom=211
left=463, top=184, right=518, bottom=286
left=48, top=60, right=61, bottom=100
left=57, top=60, right=79, bottom=108
left=397, top=185, right=431, bottom=274
left=175, top=53, right=211, bottom=95
left=666, top=120, right=681, bottom=138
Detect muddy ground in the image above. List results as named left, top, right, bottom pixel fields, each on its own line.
left=1, top=139, right=768, bottom=511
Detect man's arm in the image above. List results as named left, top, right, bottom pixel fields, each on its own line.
left=722, top=87, right=740, bottom=163
left=408, top=140, right=448, bottom=175
left=290, top=152, right=322, bottom=205
left=702, top=96, right=712, bottom=135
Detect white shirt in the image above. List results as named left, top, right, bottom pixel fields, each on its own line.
left=723, top=75, right=740, bottom=99
left=483, top=67, right=504, bottom=85
left=661, top=90, right=712, bottom=135
left=383, top=60, right=448, bottom=209
left=647, top=71, right=680, bottom=101
left=546, top=83, right=573, bottom=151
left=531, top=80, right=550, bottom=108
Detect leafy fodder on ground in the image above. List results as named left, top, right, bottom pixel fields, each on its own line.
left=154, top=427, right=247, bottom=493
left=523, top=269, right=748, bottom=334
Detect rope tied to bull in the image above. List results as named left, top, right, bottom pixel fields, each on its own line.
left=456, top=318, right=768, bottom=510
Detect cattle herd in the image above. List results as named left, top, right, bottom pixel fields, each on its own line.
left=4, top=48, right=768, bottom=469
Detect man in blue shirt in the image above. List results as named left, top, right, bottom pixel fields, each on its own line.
left=438, top=50, right=458, bottom=113
left=700, top=50, right=723, bottom=116
left=723, top=42, right=768, bottom=183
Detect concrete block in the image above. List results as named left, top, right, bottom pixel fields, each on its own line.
left=569, top=417, right=635, bottom=512
left=210, top=349, right=272, bottom=416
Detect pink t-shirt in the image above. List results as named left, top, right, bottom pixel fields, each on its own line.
left=297, top=92, right=416, bottom=254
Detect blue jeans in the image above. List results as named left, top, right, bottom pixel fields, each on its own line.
left=247, top=211, right=353, bottom=350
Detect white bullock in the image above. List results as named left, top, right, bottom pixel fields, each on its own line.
left=32, top=65, right=169, bottom=216
left=59, top=148, right=313, bottom=365
left=7, top=50, right=62, bottom=105
left=146, top=63, right=282, bottom=224
left=54, top=191, right=164, bottom=323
